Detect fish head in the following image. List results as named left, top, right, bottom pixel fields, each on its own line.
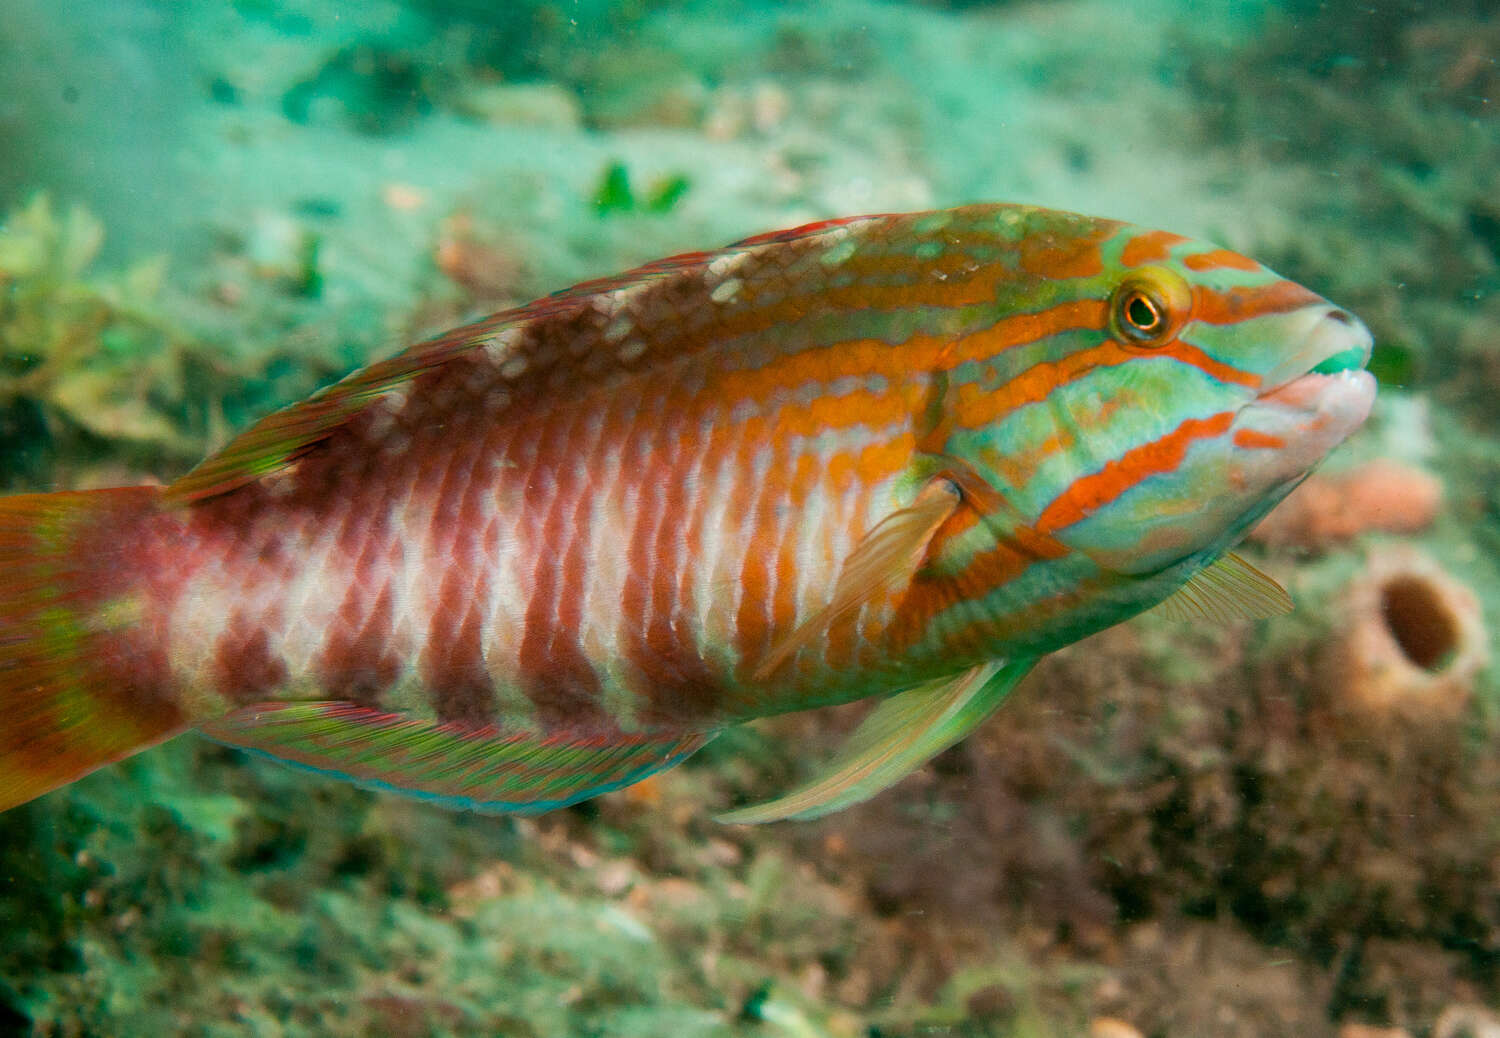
left=963, top=215, right=1375, bottom=577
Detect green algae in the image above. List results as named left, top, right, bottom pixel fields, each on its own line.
left=1, top=743, right=868, bottom=1037
left=592, top=161, right=693, bottom=217
left=0, top=194, right=196, bottom=482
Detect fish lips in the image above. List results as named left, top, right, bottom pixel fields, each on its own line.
left=1232, top=308, right=1377, bottom=474
left=1259, top=304, right=1375, bottom=390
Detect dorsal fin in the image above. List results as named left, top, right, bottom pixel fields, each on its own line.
left=165, top=216, right=892, bottom=506
left=165, top=246, right=729, bottom=506
left=164, top=322, right=492, bottom=503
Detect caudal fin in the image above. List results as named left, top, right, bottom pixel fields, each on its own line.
left=0, top=486, right=187, bottom=811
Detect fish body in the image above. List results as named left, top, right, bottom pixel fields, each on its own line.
left=0, top=204, right=1374, bottom=819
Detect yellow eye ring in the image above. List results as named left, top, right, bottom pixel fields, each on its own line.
left=1111, top=267, right=1191, bottom=348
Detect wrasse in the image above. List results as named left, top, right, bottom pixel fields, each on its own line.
left=0, top=204, right=1374, bottom=822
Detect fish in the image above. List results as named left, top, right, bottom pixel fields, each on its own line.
left=0, top=204, right=1375, bottom=823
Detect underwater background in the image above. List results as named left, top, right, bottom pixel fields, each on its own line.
left=1, top=0, right=1498, bottom=1035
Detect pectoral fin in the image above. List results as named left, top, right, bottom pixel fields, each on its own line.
left=755, top=479, right=962, bottom=680
left=719, top=656, right=1038, bottom=824
left=1154, top=551, right=1292, bottom=624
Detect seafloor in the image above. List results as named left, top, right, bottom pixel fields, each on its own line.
left=1, top=1, right=1498, bottom=1035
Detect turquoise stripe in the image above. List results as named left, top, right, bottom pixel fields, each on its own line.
left=956, top=357, right=1245, bottom=517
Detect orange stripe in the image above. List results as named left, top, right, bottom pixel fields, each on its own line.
left=958, top=299, right=1110, bottom=369
left=703, top=299, right=1109, bottom=415
left=1233, top=429, right=1285, bottom=450
left=1192, top=280, right=1322, bottom=326
left=722, top=225, right=1028, bottom=329
left=851, top=436, right=917, bottom=497
left=738, top=254, right=1006, bottom=313
left=738, top=384, right=916, bottom=449
left=1121, top=230, right=1188, bottom=267
left=1018, top=223, right=1113, bottom=279
left=1163, top=342, right=1262, bottom=388
left=733, top=500, right=775, bottom=663
left=953, top=339, right=1136, bottom=425
left=771, top=452, right=821, bottom=638
left=1184, top=249, right=1260, bottom=272
left=1035, top=411, right=1235, bottom=533
left=953, top=337, right=1258, bottom=446
left=889, top=525, right=1069, bottom=654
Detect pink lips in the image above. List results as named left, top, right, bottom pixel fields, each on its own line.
left=1256, top=368, right=1377, bottom=428
left=1260, top=371, right=1345, bottom=409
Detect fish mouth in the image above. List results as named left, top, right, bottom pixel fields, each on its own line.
left=1258, top=306, right=1374, bottom=404
left=1241, top=306, right=1376, bottom=450
left=1256, top=365, right=1376, bottom=420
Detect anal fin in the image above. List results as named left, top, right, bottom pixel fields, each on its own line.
left=719, top=656, right=1038, bottom=824
left=200, top=703, right=712, bottom=813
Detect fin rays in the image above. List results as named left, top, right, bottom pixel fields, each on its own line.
left=1155, top=551, right=1291, bottom=624
left=720, top=657, right=1037, bottom=824
left=201, top=702, right=712, bottom=813
left=756, top=479, right=961, bottom=680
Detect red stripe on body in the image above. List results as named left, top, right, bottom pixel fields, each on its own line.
left=1233, top=429, right=1286, bottom=450
left=197, top=489, right=299, bottom=706
left=1193, top=280, right=1322, bottom=325
left=318, top=502, right=404, bottom=705
left=1018, top=223, right=1112, bottom=279
left=515, top=400, right=607, bottom=730
left=634, top=407, right=724, bottom=725
left=1184, top=249, right=1261, bottom=272
left=888, top=521, right=1070, bottom=659
left=212, top=621, right=289, bottom=706
left=954, top=336, right=1259, bottom=432
left=1121, top=230, right=1188, bottom=267
left=703, top=299, right=1112, bottom=418
left=771, top=451, right=821, bottom=645
left=1036, top=411, right=1236, bottom=534
left=733, top=447, right=778, bottom=669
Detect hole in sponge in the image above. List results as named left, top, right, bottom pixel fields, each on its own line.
left=1380, top=575, right=1459, bottom=673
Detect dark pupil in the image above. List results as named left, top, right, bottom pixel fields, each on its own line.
left=1126, top=294, right=1160, bottom=331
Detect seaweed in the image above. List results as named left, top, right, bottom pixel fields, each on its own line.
left=0, top=194, right=209, bottom=486
left=591, top=161, right=693, bottom=217
left=282, top=44, right=438, bottom=136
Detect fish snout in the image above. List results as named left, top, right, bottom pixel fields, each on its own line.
left=1260, top=304, right=1374, bottom=397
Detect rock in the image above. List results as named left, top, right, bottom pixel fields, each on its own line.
left=1090, top=1017, right=1144, bottom=1038
left=1321, top=546, right=1487, bottom=724
left=451, top=82, right=582, bottom=129
left=1339, top=1024, right=1413, bottom=1038
left=1251, top=459, right=1442, bottom=550
left=1433, top=1004, right=1500, bottom=1038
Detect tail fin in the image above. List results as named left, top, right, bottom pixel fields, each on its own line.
left=0, top=486, right=187, bottom=811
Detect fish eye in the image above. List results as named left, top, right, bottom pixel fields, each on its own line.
left=1111, top=267, right=1191, bottom=348
left=1122, top=292, right=1163, bottom=336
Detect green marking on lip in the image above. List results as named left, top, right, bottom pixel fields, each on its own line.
left=1310, top=346, right=1368, bottom=375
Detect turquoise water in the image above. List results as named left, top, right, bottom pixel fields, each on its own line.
left=1, top=1, right=1498, bottom=1035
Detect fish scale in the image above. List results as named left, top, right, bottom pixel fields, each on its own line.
left=0, top=204, right=1375, bottom=819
